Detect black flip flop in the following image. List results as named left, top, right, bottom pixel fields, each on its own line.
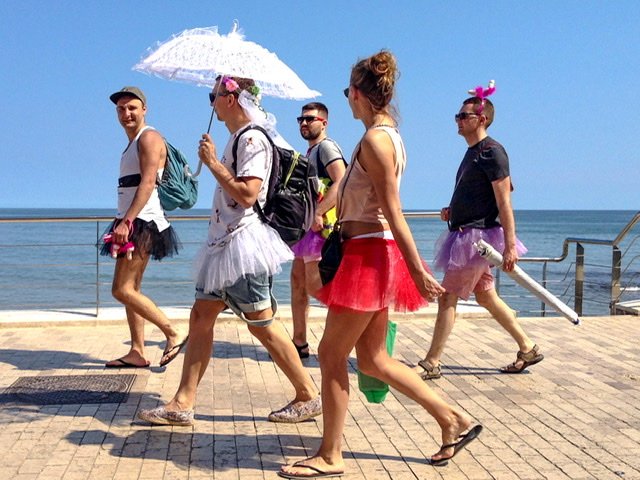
left=105, top=357, right=150, bottom=369
left=159, top=336, right=189, bottom=367
left=278, top=461, right=344, bottom=479
left=431, top=424, right=483, bottom=466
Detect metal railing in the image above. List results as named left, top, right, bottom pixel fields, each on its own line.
left=1, top=211, right=638, bottom=317
left=496, top=211, right=640, bottom=316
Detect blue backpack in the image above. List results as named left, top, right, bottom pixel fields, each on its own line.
left=157, top=141, right=198, bottom=211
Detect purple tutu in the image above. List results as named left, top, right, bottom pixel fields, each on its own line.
left=290, top=230, right=325, bottom=258
left=433, top=226, right=527, bottom=272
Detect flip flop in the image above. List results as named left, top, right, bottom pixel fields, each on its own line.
left=159, top=336, right=189, bottom=367
left=105, top=357, right=150, bottom=369
left=278, top=461, right=344, bottom=479
left=431, top=424, right=483, bottom=467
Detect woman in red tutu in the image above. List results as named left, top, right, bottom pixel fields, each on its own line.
left=279, top=51, right=482, bottom=478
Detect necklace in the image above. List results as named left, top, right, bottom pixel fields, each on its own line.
left=370, top=123, right=396, bottom=129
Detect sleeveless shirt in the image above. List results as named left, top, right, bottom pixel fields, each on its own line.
left=339, top=126, right=406, bottom=225
left=117, top=126, right=169, bottom=232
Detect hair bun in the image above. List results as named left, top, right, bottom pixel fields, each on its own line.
left=370, top=50, right=397, bottom=77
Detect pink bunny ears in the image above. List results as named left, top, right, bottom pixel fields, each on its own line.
left=468, top=80, right=496, bottom=113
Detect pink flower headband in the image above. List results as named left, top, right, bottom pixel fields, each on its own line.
left=221, top=76, right=240, bottom=92
left=467, top=79, right=495, bottom=114
left=221, top=76, right=261, bottom=100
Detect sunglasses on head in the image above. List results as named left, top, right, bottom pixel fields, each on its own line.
left=454, top=112, right=481, bottom=121
left=297, top=115, right=325, bottom=125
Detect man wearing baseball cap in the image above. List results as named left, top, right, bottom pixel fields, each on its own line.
left=101, top=86, right=187, bottom=369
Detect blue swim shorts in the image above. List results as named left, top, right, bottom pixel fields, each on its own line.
left=195, top=272, right=278, bottom=327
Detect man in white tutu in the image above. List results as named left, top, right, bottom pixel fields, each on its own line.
left=138, top=75, right=321, bottom=426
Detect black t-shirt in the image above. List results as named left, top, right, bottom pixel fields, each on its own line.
left=448, top=136, right=511, bottom=231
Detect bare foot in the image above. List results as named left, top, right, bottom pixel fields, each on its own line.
left=280, top=456, right=345, bottom=478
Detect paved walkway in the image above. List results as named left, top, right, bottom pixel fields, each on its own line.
left=0, top=309, right=638, bottom=479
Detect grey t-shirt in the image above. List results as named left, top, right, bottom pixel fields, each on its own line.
left=448, top=136, right=511, bottom=231
left=308, top=138, right=345, bottom=184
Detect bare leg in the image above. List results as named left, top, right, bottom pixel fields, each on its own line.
left=107, top=253, right=186, bottom=365
left=121, top=306, right=147, bottom=364
left=418, top=292, right=458, bottom=369
left=248, top=313, right=318, bottom=402
left=304, top=260, right=322, bottom=297
left=475, top=288, right=537, bottom=369
left=280, top=308, right=373, bottom=476
left=290, top=258, right=309, bottom=349
left=165, top=299, right=226, bottom=411
left=475, top=288, right=535, bottom=353
left=356, top=311, right=472, bottom=462
left=281, top=307, right=474, bottom=476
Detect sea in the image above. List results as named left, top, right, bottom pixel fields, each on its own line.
left=0, top=209, right=638, bottom=317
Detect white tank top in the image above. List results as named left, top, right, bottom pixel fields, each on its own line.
left=117, top=126, right=169, bottom=232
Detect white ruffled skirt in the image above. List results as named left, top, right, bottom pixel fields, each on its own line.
left=193, top=221, right=294, bottom=293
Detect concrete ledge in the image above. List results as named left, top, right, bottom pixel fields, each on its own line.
left=0, top=301, right=491, bottom=328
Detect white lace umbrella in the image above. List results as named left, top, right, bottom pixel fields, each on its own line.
left=475, top=240, right=581, bottom=325
left=133, top=22, right=321, bottom=100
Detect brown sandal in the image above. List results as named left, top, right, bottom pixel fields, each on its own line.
left=417, top=359, right=442, bottom=380
left=500, top=344, right=544, bottom=373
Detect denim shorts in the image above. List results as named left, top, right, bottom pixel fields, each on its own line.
left=195, top=272, right=278, bottom=327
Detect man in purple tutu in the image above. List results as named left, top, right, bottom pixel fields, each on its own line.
left=415, top=90, right=544, bottom=379
left=289, top=103, right=346, bottom=358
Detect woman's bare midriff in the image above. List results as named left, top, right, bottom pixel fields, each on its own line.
left=340, top=220, right=389, bottom=240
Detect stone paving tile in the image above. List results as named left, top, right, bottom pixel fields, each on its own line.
left=0, top=314, right=639, bottom=479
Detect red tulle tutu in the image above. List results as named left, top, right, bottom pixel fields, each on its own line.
left=314, top=238, right=430, bottom=313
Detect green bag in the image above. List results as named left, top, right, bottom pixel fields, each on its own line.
left=357, top=321, right=397, bottom=403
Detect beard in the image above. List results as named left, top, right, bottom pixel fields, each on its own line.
left=300, top=128, right=321, bottom=141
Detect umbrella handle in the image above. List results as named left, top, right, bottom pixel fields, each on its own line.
left=191, top=107, right=216, bottom=178
left=207, top=108, right=215, bottom=134
left=192, top=160, right=203, bottom=177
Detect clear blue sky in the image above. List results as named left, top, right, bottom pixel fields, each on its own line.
left=1, top=1, right=637, bottom=210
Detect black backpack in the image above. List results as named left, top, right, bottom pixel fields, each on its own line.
left=232, top=125, right=318, bottom=246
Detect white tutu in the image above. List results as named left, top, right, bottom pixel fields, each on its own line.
left=193, top=221, right=294, bottom=292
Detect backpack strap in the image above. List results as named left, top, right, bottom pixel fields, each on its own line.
left=133, top=126, right=166, bottom=185
left=231, top=124, right=275, bottom=223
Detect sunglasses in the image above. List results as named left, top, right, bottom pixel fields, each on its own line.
left=209, top=91, right=233, bottom=103
left=454, top=112, right=481, bottom=121
left=297, top=115, right=325, bottom=125
left=343, top=87, right=350, bottom=98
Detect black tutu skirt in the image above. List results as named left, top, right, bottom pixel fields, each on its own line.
left=99, top=218, right=181, bottom=261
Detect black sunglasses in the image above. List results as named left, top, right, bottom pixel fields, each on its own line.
left=209, top=91, right=233, bottom=103
left=343, top=87, right=350, bottom=98
left=454, top=112, right=481, bottom=121
left=297, top=115, right=325, bottom=125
